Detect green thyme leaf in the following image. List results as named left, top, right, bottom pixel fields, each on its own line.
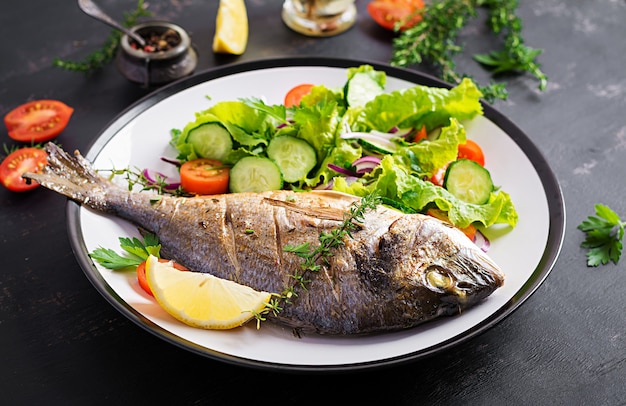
left=254, top=193, right=381, bottom=324
left=390, top=0, right=547, bottom=102
left=53, top=0, right=152, bottom=72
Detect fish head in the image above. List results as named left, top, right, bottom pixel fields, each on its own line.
left=379, top=214, right=505, bottom=315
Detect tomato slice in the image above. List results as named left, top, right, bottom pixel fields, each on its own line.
left=457, top=139, right=485, bottom=166
left=412, top=125, right=428, bottom=143
left=180, top=158, right=230, bottom=195
left=137, top=258, right=189, bottom=296
left=284, top=84, right=314, bottom=107
left=429, top=164, right=448, bottom=187
left=367, top=0, right=424, bottom=31
left=0, top=147, right=48, bottom=192
left=4, top=100, right=74, bottom=143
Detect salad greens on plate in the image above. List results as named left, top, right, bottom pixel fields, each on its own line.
left=169, top=65, right=517, bottom=231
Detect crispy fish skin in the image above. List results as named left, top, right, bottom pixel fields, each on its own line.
left=25, top=143, right=505, bottom=335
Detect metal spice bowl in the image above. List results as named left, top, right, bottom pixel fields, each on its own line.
left=115, top=21, right=198, bottom=87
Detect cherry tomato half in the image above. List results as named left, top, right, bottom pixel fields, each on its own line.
left=180, top=158, right=230, bottom=195
left=457, top=139, right=485, bottom=166
left=4, top=100, right=74, bottom=142
left=0, top=147, right=47, bottom=192
left=284, top=84, right=314, bottom=107
left=367, top=0, right=424, bottom=31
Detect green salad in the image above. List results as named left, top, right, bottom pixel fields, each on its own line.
left=170, top=65, right=518, bottom=231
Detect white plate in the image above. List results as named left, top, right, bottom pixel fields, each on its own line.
left=67, top=57, right=565, bottom=372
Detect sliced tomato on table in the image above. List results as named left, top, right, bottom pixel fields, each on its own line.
left=180, top=158, right=230, bottom=195
left=4, top=100, right=74, bottom=142
left=284, top=83, right=314, bottom=107
left=0, top=147, right=47, bottom=192
left=137, top=258, right=189, bottom=296
left=457, top=139, right=485, bottom=166
left=367, top=0, right=425, bottom=31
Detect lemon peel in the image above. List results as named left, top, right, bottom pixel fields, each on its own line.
left=212, top=0, right=248, bottom=55
left=145, top=255, right=271, bottom=330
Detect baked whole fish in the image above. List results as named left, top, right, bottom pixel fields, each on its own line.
left=25, top=143, right=505, bottom=335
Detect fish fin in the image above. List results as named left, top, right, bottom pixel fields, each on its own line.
left=264, top=198, right=346, bottom=222
left=22, top=143, right=118, bottom=209
left=308, top=190, right=360, bottom=203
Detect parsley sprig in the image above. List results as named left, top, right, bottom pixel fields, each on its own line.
left=253, top=193, right=381, bottom=324
left=391, top=0, right=547, bottom=102
left=578, top=204, right=626, bottom=267
left=90, top=233, right=161, bottom=270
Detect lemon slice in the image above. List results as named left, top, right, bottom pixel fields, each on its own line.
left=145, top=255, right=271, bottom=330
left=212, top=0, right=248, bottom=55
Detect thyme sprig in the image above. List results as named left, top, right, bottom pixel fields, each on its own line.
left=391, top=0, right=546, bottom=102
left=99, top=166, right=188, bottom=197
left=253, top=193, right=381, bottom=326
left=2, top=141, right=54, bottom=159
left=53, top=0, right=151, bottom=72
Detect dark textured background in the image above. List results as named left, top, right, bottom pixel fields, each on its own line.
left=1, top=1, right=625, bottom=404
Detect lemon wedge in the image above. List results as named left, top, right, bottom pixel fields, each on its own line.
left=212, top=0, right=248, bottom=55
left=145, top=255, right=271, bottom=330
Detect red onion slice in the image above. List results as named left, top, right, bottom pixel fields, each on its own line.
left=352, top=156, right=381, bottom=174
left=142, top=168, right=180, bottom=191
left=327, top=163, right=358, bottom=177
left=473, top=229, right=491, bottom=252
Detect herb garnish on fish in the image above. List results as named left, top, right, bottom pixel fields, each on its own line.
left=255, top=193, right=381, bottom=325
left=25, top=143, right=505, bottom=334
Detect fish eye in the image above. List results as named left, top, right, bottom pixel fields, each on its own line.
left=426, top=268, right=453, bottom=290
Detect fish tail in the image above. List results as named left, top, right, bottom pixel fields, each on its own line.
left=23, top=142, right=120, bottom=211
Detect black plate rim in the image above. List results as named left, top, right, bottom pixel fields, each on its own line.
left=66, top=56, right=566, bottom=373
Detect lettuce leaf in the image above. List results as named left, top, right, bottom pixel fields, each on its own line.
left=333, top=152, right=518, bottom=229
left=173, top=101, right=275, bottom=162
left=357, top=77, right=483, bottom=132
left=169, top=65, right=517, bottom=230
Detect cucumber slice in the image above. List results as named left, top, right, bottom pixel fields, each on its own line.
left=266, top=136, right=317, bottom=183
left=229, top=156, right=283, bottom=193
left=187, top=123, right=233, bottom=161
left=443, top=159, right=494, bottom=205
left=356, top=136, right=397, bottom=155
left=345, top=72, right=384, bottom=108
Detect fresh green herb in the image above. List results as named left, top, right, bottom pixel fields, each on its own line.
left=99, top=166, right=187, bottom=196
left=53, top=0, right=152, bottom=72
left=253, top=193, right=380, bottom=325
left=390, top=0, right=546, bottom=102
left=2, top=142, right=53, bottom=159
left=578, top=204, right=626, bottom=267
left=90, top=233, right=161, bottom=270
left=241, top=97, right=289, bottom=124
left=150, top=195, right=163, bottom=205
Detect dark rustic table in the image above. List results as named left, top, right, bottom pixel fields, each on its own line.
left=2, top=0, right=625, bottom=404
